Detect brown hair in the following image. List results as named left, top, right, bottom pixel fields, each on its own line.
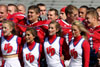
left=86, top=10, right=99, bottom=20
left=26, top=27, right=40, bottom=43
left=8, top=4, right=18, bottom=12
left=48, top=8, right=58, bottom=16
left=65, top=5, right=78, bottom=15
left=3, top=20, right=16, bottom=35
left=28, top=5, right=40, bottom=14
left=49, top=21, right=62, bottom=36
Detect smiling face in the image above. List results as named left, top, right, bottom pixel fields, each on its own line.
left=27, top=9, right=39, bottom=22
left=2, top=23, right=12, bottom=36
left=72, top=25, right=81, bottom=37
left=0, top=6, right=8, bottom=22
left=79, top=8, right=87, bottom=19
left=85, top=14, right=94, bottom=27
left=48, top=23, right=59, bottom=36
left=25, top=31, right=35, bottom=43
left=59, top=11, right=67, bottom=20
left=47, top=11, right=58, bottom=21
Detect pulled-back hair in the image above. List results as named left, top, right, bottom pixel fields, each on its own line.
left=72, top=20, right=89, bottom=39
left=49, top=21, right=62, bottom=36
left=26, top=27, right=40, bottom=43
left=3, top=20, right=16, bottom=35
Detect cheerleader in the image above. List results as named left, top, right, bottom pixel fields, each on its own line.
left=0, top=20, right=21, bottom=67
left=69, top=21, right=90, bottom=67
left=22, top=27, right=43, bottom=67
left=43, top=21, right=69, bottom=67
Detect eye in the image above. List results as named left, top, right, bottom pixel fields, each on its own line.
left=25, top=34, right=30, bottom=36
left=49, top=27, right=53, bottom=29
left=3, top=27, right=7, bottom=29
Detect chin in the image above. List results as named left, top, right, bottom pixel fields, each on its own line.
left=49, top=33, right=54, bottom=36
left=3, top=34, right=8, bottom=36
left=73, top=35, right=76, bottom=37
left=26, top=41, right=30, bottom=43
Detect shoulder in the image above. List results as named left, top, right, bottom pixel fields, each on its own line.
left=17, top=36, right=22, bottom=41
left=39, top=43, right=43, bottom=48
left=60, top=37, right=65, bottom=41
left=82, top=39, right=90, bottom=47
left=16, top=36, right=22, bottom=44
left=59, top=37, right=66, bottom=45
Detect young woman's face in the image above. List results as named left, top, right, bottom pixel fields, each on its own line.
left=25, top=31, right=35, bottom=43
left=48, top=24, right=58, bottom=36
left=2, top=23, right=12, bottom=36
left=72, top=25, right=81, bottom=37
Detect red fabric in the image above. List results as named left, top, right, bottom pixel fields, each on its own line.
left=7, top=13, right=12, bottom=20
left=56, top=19, right=71, bottom=36
left=38, top=19, right=72, bottom=36
left=36, top=19, right=72, bottom=36
left=73, top=36, right=90, bottom=67
left=88, top=25, right=100, bottom=53
left=16, top=20, right=46, bottom=43
left=9, top=12, right=26, bottom=25
left=60, top=7, right=66, bottom=13
left=8, top=12, right=27, bottom=37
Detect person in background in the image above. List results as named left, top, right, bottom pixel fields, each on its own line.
left=96, top=6, right=100, bottom=22
left=85, top=10, right=100, bottom=67
left=37, top=3, right=47, bottom=20
left=59, top=7, right=67, bottom=20
left=47, top=8, right=59, bottom=21
left=8, top=4, right=18, bottom=15
left=79, top=5, right=88, bottom=19
left=17, top=4, right=26, bottom=15
left=65, top=5, right=78, bottom=24
left=0, top=4, right=11, bottom=37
